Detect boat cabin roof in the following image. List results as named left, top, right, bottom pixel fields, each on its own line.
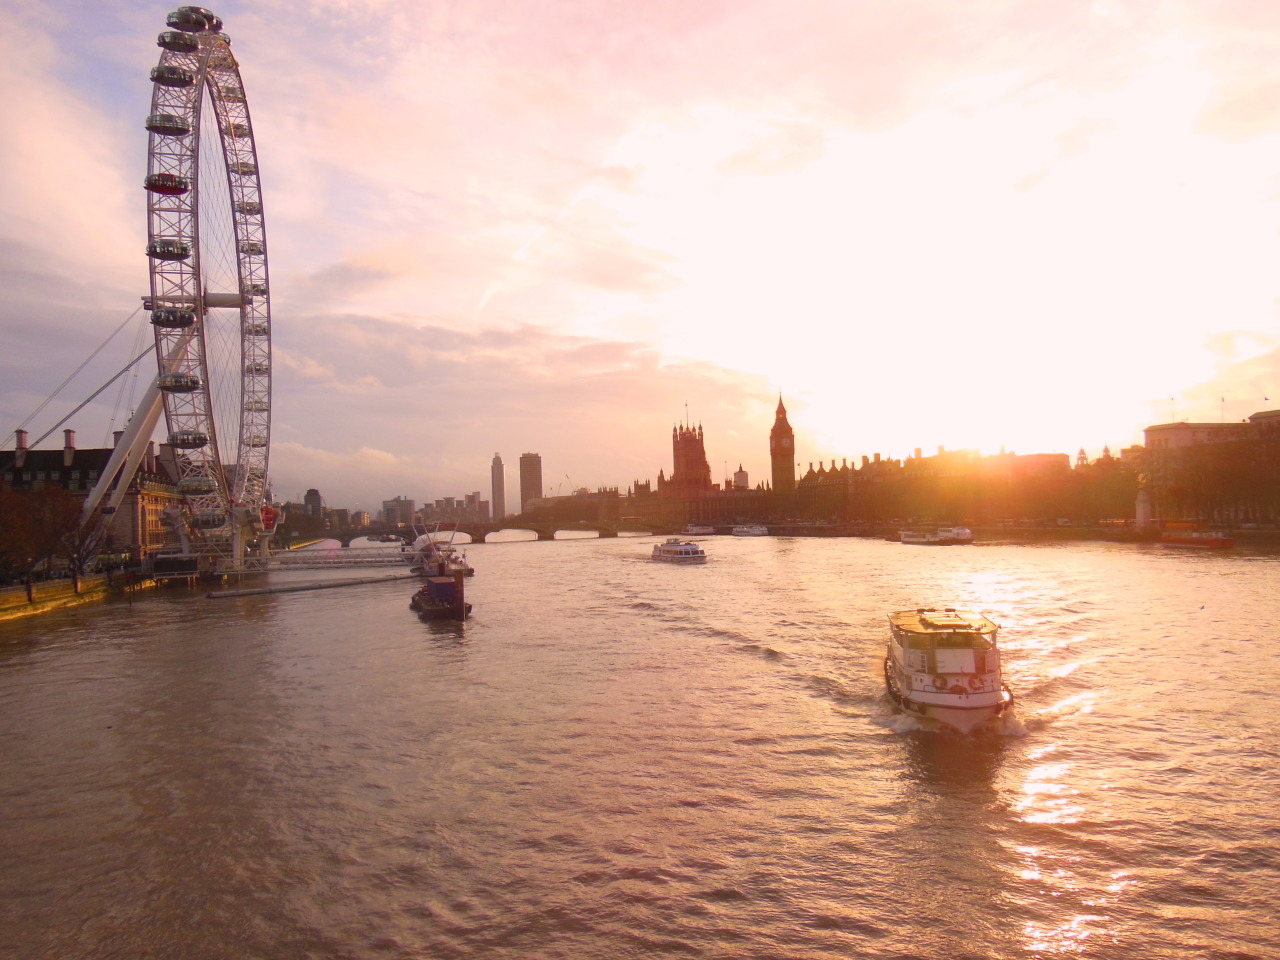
left=656, top=539, right=704, bottom=552
left=888, top=608, right=997, bottom=635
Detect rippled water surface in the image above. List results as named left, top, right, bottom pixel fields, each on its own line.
left=2, top=536, right=1278, bottom=959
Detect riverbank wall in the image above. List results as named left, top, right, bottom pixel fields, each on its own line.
left=0, top=574, right=157, bottom=623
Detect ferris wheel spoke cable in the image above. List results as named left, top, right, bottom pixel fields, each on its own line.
left=27, top=347, right=155, bottom=449
left=106, top=309, right=155, bottom=443
left=5, top=306, right=142, bottom=446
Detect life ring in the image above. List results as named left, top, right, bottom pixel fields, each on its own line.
left=932, top=675, right=947, bottom=690
left=968, top=674, right=983, bottom=691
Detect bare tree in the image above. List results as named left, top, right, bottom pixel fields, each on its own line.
left=0, top=487, right=37, bottom=585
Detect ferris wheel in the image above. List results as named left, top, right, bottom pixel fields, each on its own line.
left=143, top=6, right=272, bottom=557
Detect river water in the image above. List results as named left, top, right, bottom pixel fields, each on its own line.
left=1, top=535, right=1277, bottom=959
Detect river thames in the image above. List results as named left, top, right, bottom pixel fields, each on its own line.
left=2, top=534, right=1277, bottom=959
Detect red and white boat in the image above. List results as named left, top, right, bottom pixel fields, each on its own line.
left=1161, top=530, right=1234, bottom=549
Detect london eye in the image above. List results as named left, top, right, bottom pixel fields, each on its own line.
left=138, top=6, right=272, bottom=568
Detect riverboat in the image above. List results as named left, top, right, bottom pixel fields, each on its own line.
left=651, top=538, right=708, bottom=563
left=732, top=524, right=768, bottom=536
left=884, top=607, right=1013, bottom=734
left=682, top=524, right=716, bottom=535
left=898, top=526, right=973, bottom=545
left=410, top=576, right=471, bottom=620
left=1161, top=530, right=1234, bottom=549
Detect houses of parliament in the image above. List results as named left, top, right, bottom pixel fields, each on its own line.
left=530, top=396, right=1280, bottom=529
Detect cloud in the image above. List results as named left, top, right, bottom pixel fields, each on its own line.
left=5, top=0, right=1280, bottom=508
left=262, top=312, right=774, bottom=505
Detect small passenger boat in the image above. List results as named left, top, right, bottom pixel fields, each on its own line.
left=898, top=526, right=973, bottom=545
left=1161, top=530, right=1234, bottom=549
left=884, top=607, right=1013, bottom=733
left=732, top=524, right=768, bottom=536
left=651, top=538, right=708, bottom=563
left=682, top=524, right=716, bottom=535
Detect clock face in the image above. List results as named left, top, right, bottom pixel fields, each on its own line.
left=782, top=438, right=791, bottom=448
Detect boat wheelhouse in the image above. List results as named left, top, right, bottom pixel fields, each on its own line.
left=651, top=538, right=708, bottom=563
left=884, top=607, right=1013, bottom=734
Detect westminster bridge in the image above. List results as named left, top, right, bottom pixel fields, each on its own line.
left=313, top=520, right=891, bottom=548
left=321, top=519, right=672, bottom=548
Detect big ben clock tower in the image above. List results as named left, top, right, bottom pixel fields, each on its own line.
left=770, top=395, right=795, bottom=496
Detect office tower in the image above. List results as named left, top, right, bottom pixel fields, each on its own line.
left=491, top=453, right=505, bottom=519
left=519, top=452, right=543, bottom=513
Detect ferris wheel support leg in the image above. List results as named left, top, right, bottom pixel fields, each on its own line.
left=81, top=380, right=165, bottom=523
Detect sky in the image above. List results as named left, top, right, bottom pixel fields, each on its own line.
left=2, top=0, right=1279, bottom=511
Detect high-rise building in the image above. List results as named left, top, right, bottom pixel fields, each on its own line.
left=304, top=488, right=323, bottom=518
left=381, top=496, right=415, bottom=526
left=519, top=452, right=543, bottom=513
left=491, top=453, right=506, bottom=519
left=770, top=396, right=796, bottom=495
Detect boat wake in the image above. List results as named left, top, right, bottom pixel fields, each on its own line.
left=876, top=705, right=1028, bottom=738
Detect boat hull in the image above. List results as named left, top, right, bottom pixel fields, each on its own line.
left=884, top=656, right=1011, bottom=733
left=1161, top=534, right=1234, bottom=548
left=410, top=597, right=472, bottom=620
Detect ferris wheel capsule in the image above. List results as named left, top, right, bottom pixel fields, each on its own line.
left=150, top=64, right=195, bottom=88
left=158, top=373, right=202, bottom=393
left=150, top=307, right=196, bottom=328
left=190, top=511, right=229, bottom=530
left=157, top=31, right=199, bottom=53
left=145, top=172, right=191, bottom=195
left=147, top=238, right=192, bottom=261
left=178, top=476, right=219, bottom=496
left=167, top=7, right=224, bottom=33
left=168, top=430, right=210, bottom=449
left=147, top=113, right=192, bottom=136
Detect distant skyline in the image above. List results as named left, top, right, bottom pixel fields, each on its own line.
left=2, top=1, right=1278, bottom=508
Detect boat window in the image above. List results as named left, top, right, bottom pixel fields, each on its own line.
left=936, top=631, right=984, bottom=649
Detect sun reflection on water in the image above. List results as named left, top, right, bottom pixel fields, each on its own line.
left=1016, top=760, right=1085, bottom=825
left=1024, top=913, right=1103, bottom=953
left=1011, top=745, right=1128, bottom=955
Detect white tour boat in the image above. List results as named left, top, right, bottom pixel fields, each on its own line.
left=884, top=607, right=1013, bottom=733
left=651, top=538, right=708, bottom=563
left=898, top=525, right=973, bottom=545
left=732, top=524, right=768, bottom=536
left=682, top=524, right=716, bottom=536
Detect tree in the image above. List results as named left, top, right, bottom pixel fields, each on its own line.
left=0, top=487, right=37, bottom=585
left=27, top=486, right=105, bottom=577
